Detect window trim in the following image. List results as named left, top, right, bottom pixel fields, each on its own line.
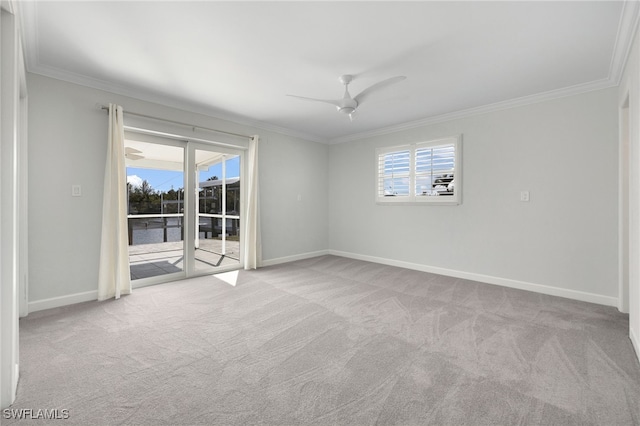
left=375, top=135, right=462, bottom=205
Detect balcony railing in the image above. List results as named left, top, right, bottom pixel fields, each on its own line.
left=127, top=214, right=184, bottom=245
left=127, top=213, right=240, bottom=245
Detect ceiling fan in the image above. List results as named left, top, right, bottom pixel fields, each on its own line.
left=125, top=147, right=144, bottom=160
left=287, top=74, right=406, bottom=121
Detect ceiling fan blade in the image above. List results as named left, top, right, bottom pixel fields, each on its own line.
left=353, top=76, right=406, bottom=105
left=286, top=94, right=341, bottom=107
left=125, top=147, right=142, bottom=154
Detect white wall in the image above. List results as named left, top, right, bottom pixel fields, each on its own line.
left=329, top=88, right=619, bottom=306
left=27, top=73, right=328, bottom=306
left=619, top=26, right=640, bottom=361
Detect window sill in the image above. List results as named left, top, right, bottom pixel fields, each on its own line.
left=376, top=198, right=461, bottom=206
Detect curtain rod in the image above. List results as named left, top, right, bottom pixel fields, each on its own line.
left=99, top=105, right=253, bottom=140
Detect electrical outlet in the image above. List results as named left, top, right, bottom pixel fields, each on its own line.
left=520, top=190, right=530, bottom=202
left=72, top=185, right=82, bottom=197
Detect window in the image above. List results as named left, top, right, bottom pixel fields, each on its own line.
left=376, top=135, right=461, bottom=204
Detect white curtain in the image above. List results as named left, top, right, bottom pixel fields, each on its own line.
left=244, top=135, right=261, bottom=269
left=97, top=104, right=132, bottom=300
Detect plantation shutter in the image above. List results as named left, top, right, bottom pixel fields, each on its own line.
left=375, top=136, right=460, bottom=204
left=377, top=147, right=411, bottom=198
left=415, top=143, right=455, bottom=197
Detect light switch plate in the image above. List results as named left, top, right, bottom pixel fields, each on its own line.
left=72, top=185, right=82, bottom=197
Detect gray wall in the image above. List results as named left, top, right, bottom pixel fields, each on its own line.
left=27, top=72, right=620, bottom=308
left=27, top=73, right=328, bottom=303
left=328, top=88, right=619, bottom=302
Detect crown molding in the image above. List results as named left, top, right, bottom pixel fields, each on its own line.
left=1, top=0, right=13, bottom=14
left=610, top=0, right=640, bottom=85
left=15, top=0, right=36, bottom=69
left=329, top=78, right=616, bottom=144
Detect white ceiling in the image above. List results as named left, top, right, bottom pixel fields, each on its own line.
left=18, top=1, right=638, bottom=143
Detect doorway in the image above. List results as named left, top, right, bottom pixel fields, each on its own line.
left=620, top=96, right=630, bottom=313
left=124, top=132, right=243, bottom=285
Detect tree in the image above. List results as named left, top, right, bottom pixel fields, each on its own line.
left=129, top=180, right=161, bottom=213
left=140, top=180, right=154, bottom=201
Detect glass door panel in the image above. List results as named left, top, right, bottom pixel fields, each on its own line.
left=125, top=139, right=185, bottom=281
left=194, top=149, right=241, bottom=273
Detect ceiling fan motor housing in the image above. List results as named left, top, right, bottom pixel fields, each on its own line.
left=337, top=98, right=357, bottom=114
left=338, top=75, right=358, bottom=114
left=339, top=74, right=353, bottom=85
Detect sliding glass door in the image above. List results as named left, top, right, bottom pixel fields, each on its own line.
left=124, top=133, right=243, bottom=285
left=125, top=138, right=185, bottom=281
left=193, top=146, right=241, bottom=273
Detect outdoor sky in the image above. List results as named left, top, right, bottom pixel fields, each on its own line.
left=127, top=156, right=240, bottom=193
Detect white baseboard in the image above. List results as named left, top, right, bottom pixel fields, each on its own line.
left=27, top=250, right=331, bottom=312
left=27, top=250, right=619, bottom=312
left=12, top=363, right=19, bottom=404
left=28, top=290, right=98, bottom=313
left=631, top=326, right=640, bottom=365
left=328, top=250, right=619, bottom=307
left=261, top=250, right=331, bottom=267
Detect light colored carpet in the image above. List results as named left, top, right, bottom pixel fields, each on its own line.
left=7, top=255, right=640, bottom=425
